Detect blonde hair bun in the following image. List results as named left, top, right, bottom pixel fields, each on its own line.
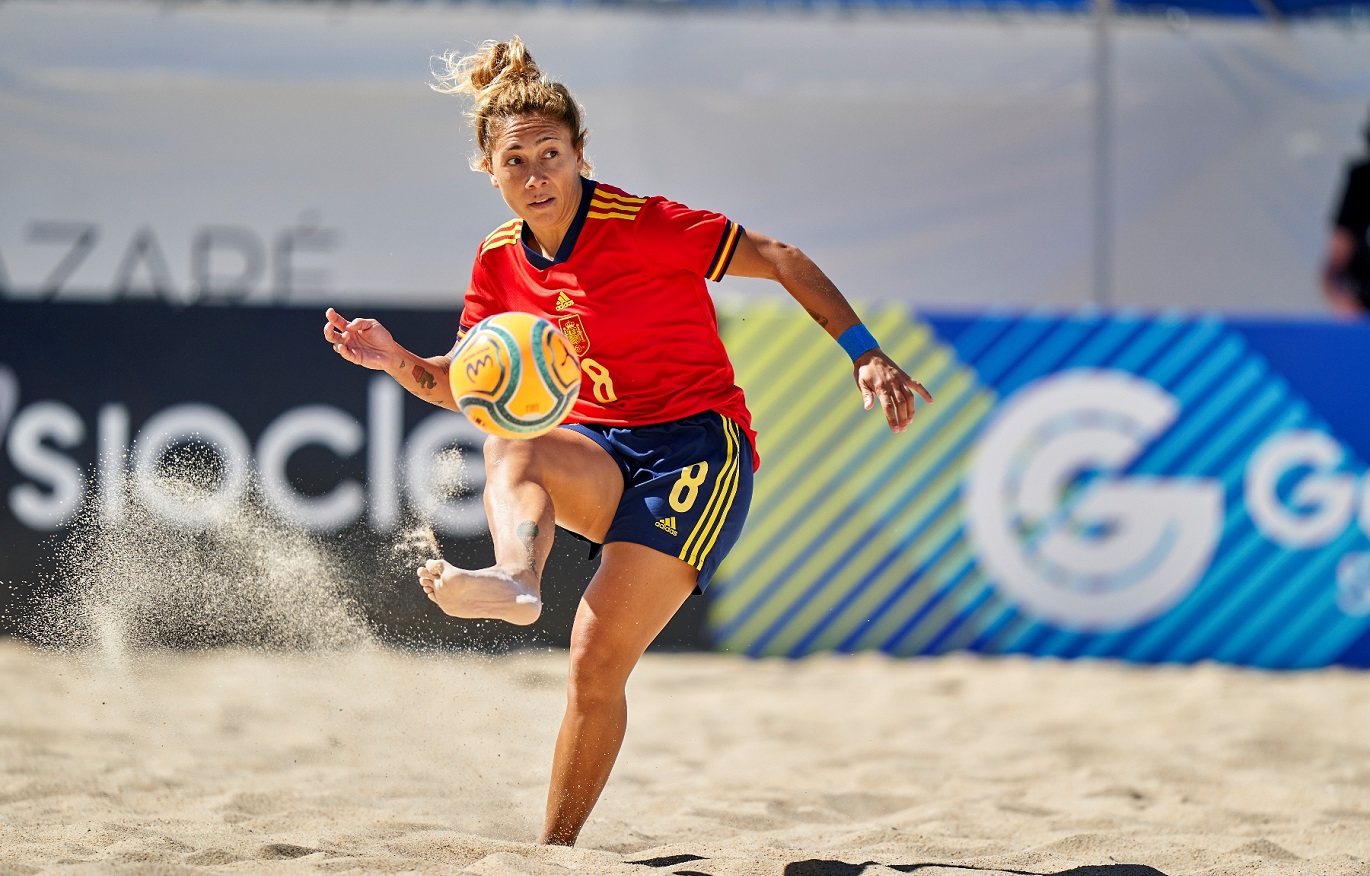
left=432, top=36, right=541, bottom=97
left=432, top=36, right=590, bottom=174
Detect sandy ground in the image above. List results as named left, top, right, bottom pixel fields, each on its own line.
left=2, top=638, right=1368, bottom=876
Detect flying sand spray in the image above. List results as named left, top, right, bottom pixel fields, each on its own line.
left=25, top=442, right=475, bottom=660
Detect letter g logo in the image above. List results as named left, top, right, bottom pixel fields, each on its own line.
left=965, top=370, right=1223, bottom=630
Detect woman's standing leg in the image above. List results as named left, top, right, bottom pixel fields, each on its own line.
left=540, top=542, right=699, bottom=845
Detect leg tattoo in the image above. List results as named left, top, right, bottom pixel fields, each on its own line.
left=517, top=521, right=540, bottom=572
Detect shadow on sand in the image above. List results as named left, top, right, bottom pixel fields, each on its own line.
left=782, top=863, right=1169, bottom=876
left=629, top=854, right=1168, bottom=876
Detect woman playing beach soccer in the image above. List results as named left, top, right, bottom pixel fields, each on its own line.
left=323, top=37, right=932, bottom=846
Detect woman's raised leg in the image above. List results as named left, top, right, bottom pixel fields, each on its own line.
left=418, top=429, right=623, bottom=625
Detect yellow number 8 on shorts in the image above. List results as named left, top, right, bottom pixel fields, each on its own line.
left=670, top=463, right=710, bottom=512
left=561, top=411, right=754, bottom=593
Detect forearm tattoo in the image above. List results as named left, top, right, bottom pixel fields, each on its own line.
left=412, top=364, right=437, bottom=391
left=806, top=308, right=830, bottom=327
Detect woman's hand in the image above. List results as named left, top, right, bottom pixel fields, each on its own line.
left=855, top=350, right=933, bottom=433
left=323, top=307, right=401, bottom=371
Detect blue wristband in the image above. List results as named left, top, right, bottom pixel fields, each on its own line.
left=837, top=323, right=879, bottom=362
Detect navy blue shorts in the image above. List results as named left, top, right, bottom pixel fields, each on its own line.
left=562, top=411, right=754, bottom=593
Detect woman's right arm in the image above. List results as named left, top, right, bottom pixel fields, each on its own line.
left=323, top=307, right=459, bottom=411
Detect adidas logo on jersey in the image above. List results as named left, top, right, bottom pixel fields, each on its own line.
left=654, top=516, right=678, bottom=536
left=555, top=291, right=574, bottom=311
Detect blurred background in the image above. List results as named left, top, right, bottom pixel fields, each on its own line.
left=2, top=0, right=1369, bottom=664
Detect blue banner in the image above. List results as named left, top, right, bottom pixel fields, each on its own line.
left=4, top=303, right=1367, bottom=664
left=711, top=309, right=1370, bottom=668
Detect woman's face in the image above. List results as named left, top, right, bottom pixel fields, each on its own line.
left=485, top=114, right=585, bottom=235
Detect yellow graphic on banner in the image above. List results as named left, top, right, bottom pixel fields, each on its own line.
left=710, top=303, right=998, bottom=657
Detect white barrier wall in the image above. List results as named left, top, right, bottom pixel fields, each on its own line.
left=1, top=0, right=1368, bottom=313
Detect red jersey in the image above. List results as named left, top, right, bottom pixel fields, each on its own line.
left=460, top=178, right=757, bottom=464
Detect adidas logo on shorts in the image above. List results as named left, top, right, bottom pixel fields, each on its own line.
left=654, top=516, right=678, bottom=536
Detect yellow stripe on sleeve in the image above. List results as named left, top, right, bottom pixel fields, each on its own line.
left=483, top=219, right=521, bottom=244
left=481, top=234, right=520, bottom=253
left=589, top=199, right=642, bottom=214
left=706, top=222, right=742, bottom=282
left=481, top=219, right=522, bottom=254
left=592, top=188, right=647, bottom=205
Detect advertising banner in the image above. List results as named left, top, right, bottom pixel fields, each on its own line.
left=0, top=302, right=703, bottom=649
left=712, top=307, right=1370, bottom=667
left=3, top=302, right=1368, bottom=665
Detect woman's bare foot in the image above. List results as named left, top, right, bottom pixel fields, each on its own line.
left=417, top=559, right=543, bottom=626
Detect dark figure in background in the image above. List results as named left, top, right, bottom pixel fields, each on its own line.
left=1323, top=108, right=1370, bottom=319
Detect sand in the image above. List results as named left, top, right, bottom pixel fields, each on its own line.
left=3, top=639, right=1368, bottom=876
left=4, top=473, right=1367, bottom=875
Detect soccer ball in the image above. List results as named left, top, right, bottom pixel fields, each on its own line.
left=448, top=312, right=581, bottom=439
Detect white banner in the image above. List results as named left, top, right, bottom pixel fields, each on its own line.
left=1, top=0, right=1368, bottom=313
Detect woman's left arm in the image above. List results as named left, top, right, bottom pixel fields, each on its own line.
left=727, top=228, right=933, bottom=433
